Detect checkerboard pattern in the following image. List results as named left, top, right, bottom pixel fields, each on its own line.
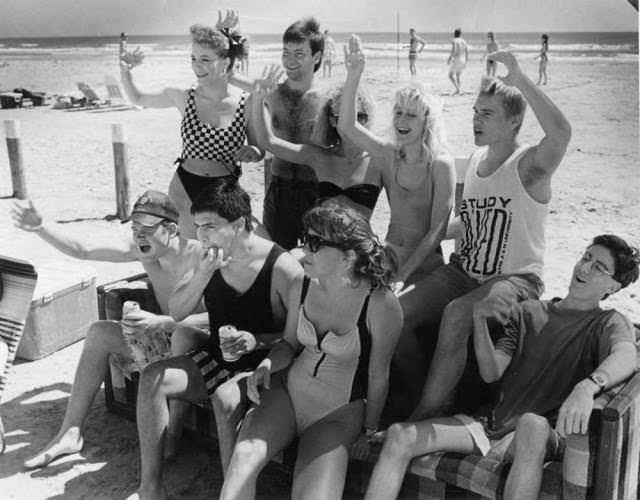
left=180, top=88, right=247, bottom=174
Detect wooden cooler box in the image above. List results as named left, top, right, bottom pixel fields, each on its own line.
left=16, top=261, right=98, bottom=360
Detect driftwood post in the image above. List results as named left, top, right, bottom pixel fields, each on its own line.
left=111, top=123, right=131, bottom=220
left=3, top=119, right=28, bottom=199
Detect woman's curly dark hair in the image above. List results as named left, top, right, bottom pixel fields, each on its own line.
left=303, top=203, right=398, bottom=289
left=189, top=24, right=249, bottom=72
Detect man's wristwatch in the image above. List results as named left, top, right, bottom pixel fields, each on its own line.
left=589, top=373, right=607, bottom=392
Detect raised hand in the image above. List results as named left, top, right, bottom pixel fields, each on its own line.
left=343, top=34, right=365, bottom=76
left=198, top=247, right=233, bottom=276
left=120, top=47, right=145, bottom=69
left=253, top=64, right=285, bottom=95
left=487, top=51, right=524, bottom=85
left=215, top=9, right=239, bottom=31
left=11, top=200, right=43, bottom=231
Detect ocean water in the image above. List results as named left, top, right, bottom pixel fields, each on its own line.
left=0, top=32, right=636, bottom=94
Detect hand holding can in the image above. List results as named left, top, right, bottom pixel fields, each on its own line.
left=219, top=324, right=241, bottom=362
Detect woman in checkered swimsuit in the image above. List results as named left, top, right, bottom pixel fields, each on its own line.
left=120, top=12, right=262, bottom=238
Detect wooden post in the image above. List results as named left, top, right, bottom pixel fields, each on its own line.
left=111, top=123, right=131, bottom=220
left=3, top=119, right=28, bottom=199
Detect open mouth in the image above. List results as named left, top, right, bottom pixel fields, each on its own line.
left=473, top=128, right=482, bottom=135
left=138, top=244, right=152, bottom=254
left=396, top=127, right=411, bottom=136
left=575, top=275, right=586, bottom=284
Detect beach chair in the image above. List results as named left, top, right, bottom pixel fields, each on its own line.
left=76, top=82, right=109, bottom=107
left=104, top=76, right=126, bottom=106
left=0, top=256, right=38, bottom=454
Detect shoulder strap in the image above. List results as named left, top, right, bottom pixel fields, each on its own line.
left=299, top=276, right=310, bottom=305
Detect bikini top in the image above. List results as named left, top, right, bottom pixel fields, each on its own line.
left=317, top=181, right=381, bottom=211
left=179, top=88, right=247, bottom=173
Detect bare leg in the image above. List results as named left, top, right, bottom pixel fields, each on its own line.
left=129, top=356, right=207, bottom=500
left=448, top=72, right=460, bottom=94
left=292, top=401, right=364, bottom=500
left=0, top=340, right=8, bottom=454
left=24, top=321, right=129, bottom=468
left=414, top=278, right=523, bottom=419
left=211, top=372, right=251, bottom=474
left=221, top=373, right=296, bottom=500
left=164, top=327, right=209, bottom=461
left=168, top=171, right=195, bottom=240
left=365, top=417, right=477, bottom=500
left=504, top=413, right=558, bottom=500
left=455, top=72, right=463, bottom=92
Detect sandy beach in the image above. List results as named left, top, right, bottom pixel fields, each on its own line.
left=0, top=45, right=638, bottom=499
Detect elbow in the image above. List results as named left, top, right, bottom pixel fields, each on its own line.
left=558, top=121, right=572, bottom=145
left=168, top=302, right=188, bottom=322
left=479, top=369, right=500, bottom=384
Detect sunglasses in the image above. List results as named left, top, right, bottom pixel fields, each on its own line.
left=301, top=233, right=346, bottom=253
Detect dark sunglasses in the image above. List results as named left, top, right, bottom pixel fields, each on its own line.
left=301, top=233, right=346, bottom=253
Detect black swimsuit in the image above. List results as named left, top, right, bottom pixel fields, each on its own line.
left=317, top=181, right=381, bottom=211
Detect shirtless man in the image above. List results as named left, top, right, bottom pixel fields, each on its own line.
left=447, top=28, right=469, bottom=94
left=12, top=191, right=208, bottom=468
left=408, top=28, right=426, bottom=76
left=262, top=17, right=325, bottom=250
left=128, top=178, right=302, bottom=500
left=394, top=51, right=572, bottom=418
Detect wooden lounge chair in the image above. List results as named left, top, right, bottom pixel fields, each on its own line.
left=0, top=256, right=38, bottom=454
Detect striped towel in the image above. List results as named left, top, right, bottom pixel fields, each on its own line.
left=0, top=256, right=37, bottom=402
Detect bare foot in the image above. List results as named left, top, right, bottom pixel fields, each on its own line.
left=23, top=427, right=84, bottom=469
left=125, top=485, right=169, bottom=500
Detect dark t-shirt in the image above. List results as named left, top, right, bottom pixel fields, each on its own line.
left=482, top=299, right=636, bottom=439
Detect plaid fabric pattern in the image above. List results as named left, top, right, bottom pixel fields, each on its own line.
left=0, top=257, right=37, bottom=403
left=180, top=87, right=247, bottom=174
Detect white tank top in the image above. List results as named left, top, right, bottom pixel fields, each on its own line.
left=459, top=145, right=547, bottom=282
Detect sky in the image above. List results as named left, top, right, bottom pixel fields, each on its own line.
left=0, top=0, right=638, bottom=37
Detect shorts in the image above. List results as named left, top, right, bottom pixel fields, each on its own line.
left=263, top=175, right=319, bottom=250
left=453, top=414, right=565, bottom=460
left=409, top=53, right=417, bottom=61
left=449, top=59, right=466, bottom=73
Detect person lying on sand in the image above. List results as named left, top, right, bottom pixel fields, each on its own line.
left=12, top=191, right=208, bottom=468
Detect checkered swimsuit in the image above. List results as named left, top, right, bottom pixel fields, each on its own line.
left=179, top=88, right=248, bottom=175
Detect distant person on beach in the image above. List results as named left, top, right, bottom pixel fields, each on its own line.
left=481, top=31, right=499, bottom=77
left=252, top=67, right=384, bottom=221
left=261, top=17, right=325, bottom=250
left=447, top=28, right=469, bottom=94
left=395, top=50, right=572, bottom=422
left=407, top=28, right=426, bottom=76
left=340, top=37, right=455, bottom=297
left=220, top=205, right=402, bottom=500
left=119, top=10, right=264, bottom=239
left=12, top=192, right=209, bottom=469
left=127, top=179, right=302, bottom=500
left=363, top=234, right=639, bottom=500
left=322, top=29, right=337, bottom=77
left=535, top=34, right=549, bottom=85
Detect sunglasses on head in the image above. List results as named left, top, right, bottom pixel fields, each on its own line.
left=301, top=232, right=346, bottom=253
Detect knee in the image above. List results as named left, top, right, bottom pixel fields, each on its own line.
left=228, top=439, right=267, bottom=477
left=211, top=381, right=239, bottom=419
left=513, top=413, right=551, bottom=457
left=138, top=362, right=170, bottom=399
left=382, top=423, right=418, bottom=460
left=440, top=299, right=472, bottom=340
left=85, top=321, right=117, bottom=348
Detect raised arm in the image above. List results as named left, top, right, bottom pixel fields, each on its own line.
left=337, top=39, right=395, bottom=158
left=489, top=51, right=571, bottom=182
left=169, top=247, right=231, bottom=321
left=120, top=50, right=184, bottom=109
left=11, top=200, right=137, bottom=262
left=395, top=156, right=455, bottom=288
left=251, top=90, right=322, bottom=168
